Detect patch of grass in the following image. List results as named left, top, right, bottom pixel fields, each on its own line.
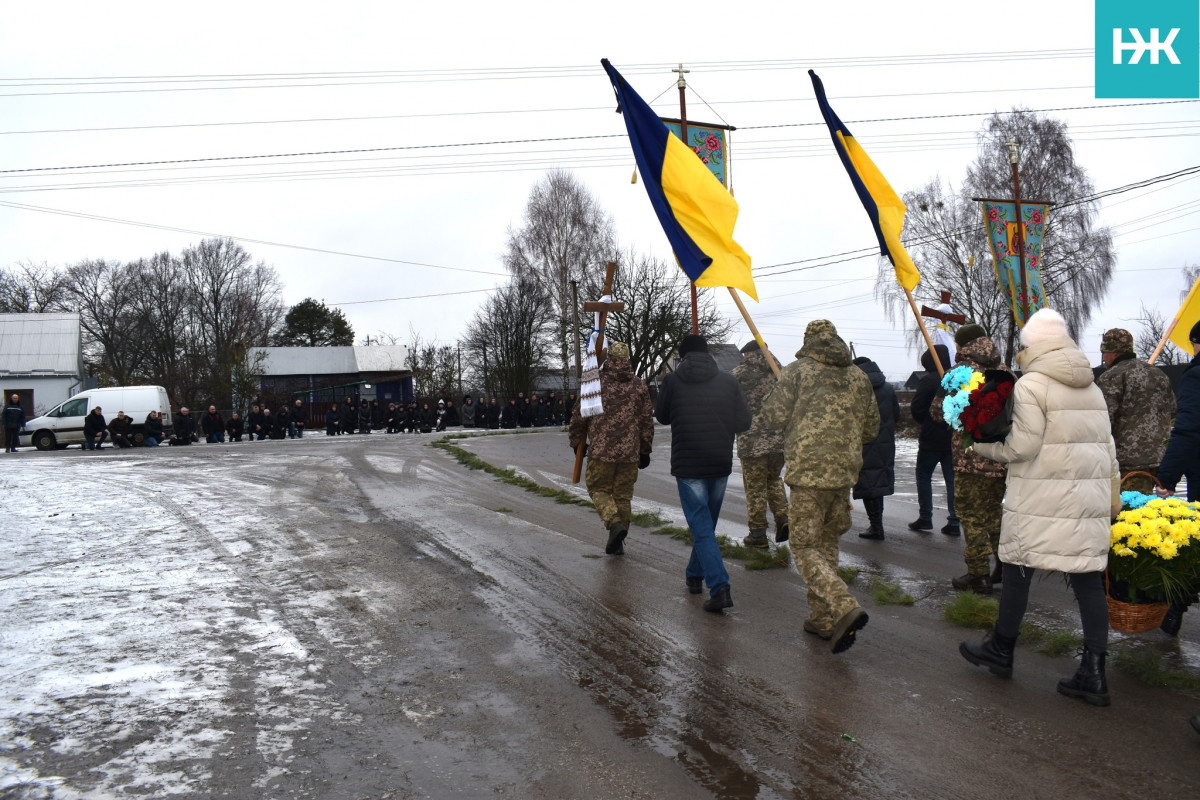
left=1111, top=643, right=1200, bottom=691
left=837, top=567, right=860, bottom=585
left=494, top=507, right=514, bottom=513
left=868, top=576, right=915, bottom=606
left=629, top=511, right=669, bottom=528
left=943, top=591, right=1000, bottom=630
left=668, top=527, right=693, bottom=545
left=651, top=525, right=690, bottom=538
left=581, top=553, right=602, bottom=559
left=743, top=545, right=791, bottom=571
left=432, top=436, right=593, bottom=509
left=1028, top=628, right=1082, bottom=658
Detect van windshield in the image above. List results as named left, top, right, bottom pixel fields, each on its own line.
left=58, top=398, right=88, bottom=417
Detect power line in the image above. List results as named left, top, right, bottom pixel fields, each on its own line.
left=5, top=99, right=1194, bottom=177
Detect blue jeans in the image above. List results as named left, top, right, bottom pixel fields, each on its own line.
left=676, top=476, right=731, bottom=596
left=143, top=437, right=159, bottom=447
left=915, top=447, right=958, bottom=525
left=289, top=421, right=303, bottom=438
left=83, top=431, right=107, bottom=450
left=206, top=431, right=225, bottom=443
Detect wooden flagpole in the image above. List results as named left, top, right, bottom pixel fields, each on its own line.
left=903, top=287, right=944, bottom=376
left=727, top=287, right=780, bottom=379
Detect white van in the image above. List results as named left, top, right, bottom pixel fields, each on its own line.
left=21, top=386, right=173, bottom=450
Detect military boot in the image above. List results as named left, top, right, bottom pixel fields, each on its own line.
left=605, top=522, right=628, bottom=555
left=743, top=529, right=769, bottom=549
left=1057, top=648, right=1110, bottom=706
left=959, top=631, right=1016, bottom=678
left=952, top=573, right=993, bottom=594
left=775, top=522, right=790, bottom=543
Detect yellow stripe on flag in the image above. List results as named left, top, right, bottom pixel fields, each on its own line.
left=660, top=133, right=756, bottom=300
left=1169, top=273, right=1200, bottom=352
left=836, top=132, right=920, bottom=292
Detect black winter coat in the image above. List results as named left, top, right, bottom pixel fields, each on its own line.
left=201, top=411, right=224, bottom=436
left=501, top=402, right=519, bottom=429
left=226, top=417, right=244, bottom=437
left=173, top=412, right=196, bottom=439
left=911, top=345, right=953, bottom=452
left=654, top=352, right=752, bottom=478
left=84, top=411, right=108, bottom=437
left=2, top=402, right=24, bottom=429
left=248, top=411, right=267, bottom=436
left=325, top=409, right=340, bottom=429
left=1158, top=355, right=1200, bottom=500
left=852, top=357, right=900, bottom=499
left=460, top=401, right=476, bottom=427
left=144, top=414, right=164, bottom=439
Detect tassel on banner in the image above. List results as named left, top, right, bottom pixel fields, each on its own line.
left=631, top=167, right=638, bottom=184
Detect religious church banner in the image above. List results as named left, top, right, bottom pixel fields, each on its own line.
left=981, top=200, right=1049, bottom=327
left=662, top=121, right=728, bottom=187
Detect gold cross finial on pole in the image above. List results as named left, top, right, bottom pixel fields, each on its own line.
left=672, top=62, right=689, bottom=89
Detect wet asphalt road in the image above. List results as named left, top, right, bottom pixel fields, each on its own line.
left=3, top=428, right=1199, bottom=799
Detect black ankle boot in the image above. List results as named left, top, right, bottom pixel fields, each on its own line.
left=959, top=631, right=1016, bottom=678
left=703, top=586, right=733, bottom=612
left=1058, top=648, right=1110, bottom=706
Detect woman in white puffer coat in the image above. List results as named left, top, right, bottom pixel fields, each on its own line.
left=959, top=309, right=1121, bottom=706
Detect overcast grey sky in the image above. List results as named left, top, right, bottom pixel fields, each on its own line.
left=2, top=1, right=1196, bottom=381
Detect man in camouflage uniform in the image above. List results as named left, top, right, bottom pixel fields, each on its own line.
left=1096, top=327, right=1176, bottom=495
left=569, top=341, right=654, bottom=556
left=733, top=341, right=788, bottom=548
left=931, top=323, right=1012, bottom=594
left=761, top=320, right=880, bottom=654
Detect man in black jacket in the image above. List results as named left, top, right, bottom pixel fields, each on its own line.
left=248, top=404, right=267, bottom=440
left=201, top=406, right=225, bottom=443
left=908, top=345, right=960, bottom=536
left=654, top=334, right=752, bottom=612
left=83, top=406, right=108, bottom=450
left=171, top=407, right=196, bottom=445
left=108, top=410, right=135, bottom=448
left=3, top=394, right=24, bottom=453
left=226, top=412, right=244, bottom=442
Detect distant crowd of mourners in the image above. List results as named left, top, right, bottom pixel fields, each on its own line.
left=11, top=391, right=578, bottom=451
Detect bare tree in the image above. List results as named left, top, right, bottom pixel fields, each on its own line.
left=0, top=261, right=72, bottom=312
left=877, top=109, right=1115, bottom=364
left=1133, top=303, right=1186, bottom=365
left=464, top=277, right=554, bottom=400
left=598, top=249, right=734, bottom=381
left=504, top=170, right=618, bottom=396
left=62, top=259, right=142, bottom=385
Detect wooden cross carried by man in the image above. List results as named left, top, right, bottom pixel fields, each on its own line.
left=920, top=290, right=965, bottom=371
left=572, top=261, right=624, bottom=483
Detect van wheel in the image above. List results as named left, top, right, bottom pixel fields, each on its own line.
left=33, top=431, right=56, bottom=451
left=132, top=432, right=146, bottom=446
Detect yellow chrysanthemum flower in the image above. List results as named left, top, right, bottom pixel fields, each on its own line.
left=1157, top=541, right=1179, bottom=560
left=1115, top=546, right=1137, bottom=557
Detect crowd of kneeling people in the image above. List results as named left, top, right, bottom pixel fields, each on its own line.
left=71, top=390, right=577, bottom=449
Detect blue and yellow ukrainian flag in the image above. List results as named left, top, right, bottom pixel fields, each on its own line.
left=602, top=59, right=756, bottom=300
left=809, top=70, right=920, bottom=292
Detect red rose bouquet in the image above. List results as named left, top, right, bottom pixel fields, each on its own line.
left=959, top=370, right=1016, bottom=446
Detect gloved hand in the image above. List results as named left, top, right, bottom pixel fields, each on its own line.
left=638, top=453, right=651, bottom=469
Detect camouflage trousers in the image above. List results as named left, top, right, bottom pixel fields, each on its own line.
left=788, top=487, right=858, bottom=631
left=741, top=453, right=789, bottom=533
left=955, top=472, right=1006, bottom=576
left=585, top=459, right=639, bottom=529
left=1119, top=466, right=1158, bottom=496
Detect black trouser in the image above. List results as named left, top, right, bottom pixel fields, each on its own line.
left=996, top=564, right=1108, bottom=654
left=4, top=427, right=19, bottom=451
left=862, top=496, right=884, bottom=526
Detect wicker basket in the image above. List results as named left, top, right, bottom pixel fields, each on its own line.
left=1108, top=473, right=1170, bottom=633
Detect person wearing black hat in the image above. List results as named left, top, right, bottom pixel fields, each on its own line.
left=655, top=334, right=752, bottom=612
left=1155, top=319, right=1200, bottom=637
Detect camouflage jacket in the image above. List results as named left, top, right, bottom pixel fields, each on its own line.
left=568, top=356, right=654, bottom=464
left=733, top=349, right=784, bottom=459
left=930, top=336, right=1010, bottom=478
left=1096, top=353, right=1176, bottom=471
left=759, top=325, right=880, bottom=490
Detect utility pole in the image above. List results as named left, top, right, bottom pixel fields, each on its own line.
left=673, top=62, right=699, bottom=335
left=456, top=342, right=462, bottom=400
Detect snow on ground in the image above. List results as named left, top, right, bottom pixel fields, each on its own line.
left=0, top=455, right=360, bottom=798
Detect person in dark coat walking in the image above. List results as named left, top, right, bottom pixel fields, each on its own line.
left=83, top=406, right=108, bottom=450
left=909, top=345, right=960, bottom=536
left=3, top=394, right=25, bottom=452
left=655, top=334, right=752, bottom=612
left=1155, top=319, right=1200, bottom=636
left=226, top=412, right=244, bottom=442
left=852, top=356, right=900, bottom=540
